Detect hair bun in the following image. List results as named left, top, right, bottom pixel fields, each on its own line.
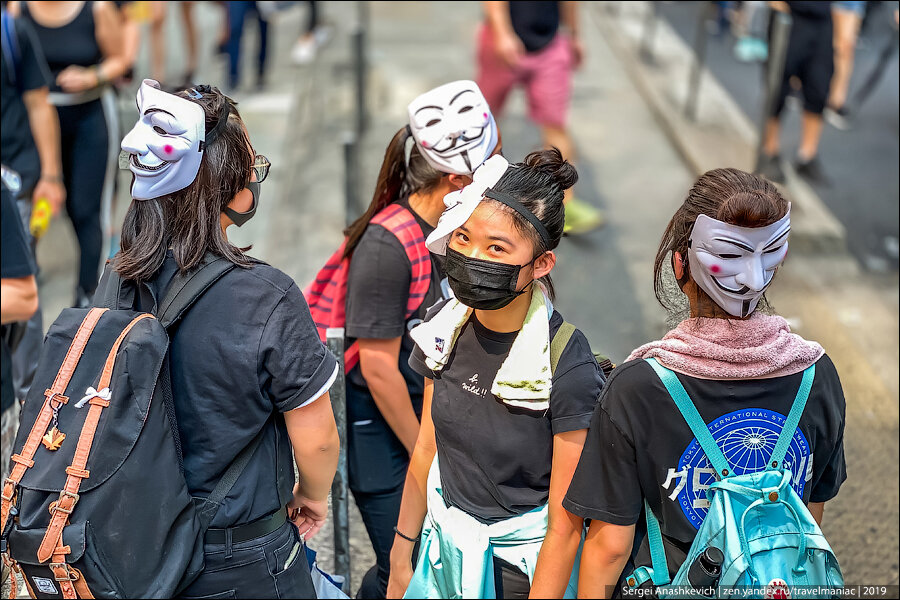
left=522, top=147, right=578, bottom=191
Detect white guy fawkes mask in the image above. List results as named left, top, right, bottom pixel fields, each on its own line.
left=121, top=79, right=205, bottom=200
left=407, top=80, right=498, bottom=176
left=688, top=206, right=791, bottom=318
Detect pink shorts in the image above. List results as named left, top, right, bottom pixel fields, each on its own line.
left=476, top=25, right=574, bottom=128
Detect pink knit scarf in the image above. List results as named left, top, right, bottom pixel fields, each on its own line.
left=627, top=312, right=824, bottom=380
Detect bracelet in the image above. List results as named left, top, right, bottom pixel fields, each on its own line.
left=393, top=526, right=420, bottom=543
left=91, top=65, right=108, bottom=86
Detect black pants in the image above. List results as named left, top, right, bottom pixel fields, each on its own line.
left=770, top=13, right=835, bottom=116
left=58, top=98, right=114, bottom=295
left=179, top=521, right=314, bottom=600
left=347, top=381, right=410, bottom=599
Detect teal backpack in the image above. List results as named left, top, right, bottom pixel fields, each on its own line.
left=626, top=358, right=844, bottom=598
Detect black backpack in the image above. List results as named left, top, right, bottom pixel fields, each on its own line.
left=1, top=255, right=263, bottom=599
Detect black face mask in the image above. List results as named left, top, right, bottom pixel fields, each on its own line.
left=444, top=247, right=535, bottom=310
left=224, top=181, right=259, bottom=227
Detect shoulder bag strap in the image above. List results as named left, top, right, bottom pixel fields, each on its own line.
left=157, top=254, right=236, bottom=329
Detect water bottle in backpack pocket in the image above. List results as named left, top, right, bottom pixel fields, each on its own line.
left=625, top=358, right=843, bottom=599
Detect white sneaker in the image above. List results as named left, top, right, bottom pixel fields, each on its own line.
left=291, top=37, right=317, bottom=65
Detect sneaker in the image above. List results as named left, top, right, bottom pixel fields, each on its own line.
left=756, top=154, right=786, bottom=184
left=824, top=105, right=852, bottom=130
left=750, top=37, right=768, bottom=62
left=734, top=37, right=756, bottom=63
left=563, top=197, right=605, bottom=235
left=291, top=36, right=317, bottom=65
left=795, top=156, right=832, bottom=187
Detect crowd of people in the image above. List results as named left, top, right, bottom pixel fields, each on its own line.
left=0, top=2, right=863, bottom=599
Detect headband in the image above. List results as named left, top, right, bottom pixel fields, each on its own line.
left=483, top=187, right=552, bottom=250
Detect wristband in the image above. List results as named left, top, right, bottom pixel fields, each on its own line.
left=393, top=526, right=420, bottom=543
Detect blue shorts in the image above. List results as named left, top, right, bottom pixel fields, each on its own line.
left=833, top=1, right=866, bottom=17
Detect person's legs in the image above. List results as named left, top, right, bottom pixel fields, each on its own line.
left=351, top=486, right=406, bottom=598
left=149, top=1, right=167, bottom=82
left=795, top=15, right=834, bottom=183
left=64, top=101, right=110, bottom=302
left=826, top=2, right=863, bottom=127
left=475, top=24, right=520, bottom=120
left=180, top=1, right=198, bottom=84
left=254, top=3, right=269, bottom=88
left=226, top=1, right=250, bottom=90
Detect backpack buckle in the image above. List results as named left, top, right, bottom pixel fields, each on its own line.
left=1, top=478, right=15, bottom=502
left=50, top=490, right=80, bottom=516
left=49, top=562, right=75, bottom=582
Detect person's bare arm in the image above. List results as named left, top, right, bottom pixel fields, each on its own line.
left=387, top=378, right=437, bottom=598
left=283, top=391, right=340, bottom=540
left=483, top=1, right=524, bottom=67
left=530, top=429, right=588, bottom=598
left=1, top=276, right=39, bottom=325
left=358, top=337, right=421, bottom=454
left=578, top=520, right=635, bottom=599
left=560, top=1, right=584, bottom=68
left=21, top=87, right=65, bottom=213
left=808, top=501, right=825, bottom=525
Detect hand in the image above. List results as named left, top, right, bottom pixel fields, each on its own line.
left=33, top=179, right=66, bottom=216
left=56, top=66, right=100, bottom=93
left=493, top=29, right=525, bottom=68
left=386, top=557, right=414, bottom=599
left=287, top=488, right=328, bottom=541
left=569, top=36, right=585, bottom=69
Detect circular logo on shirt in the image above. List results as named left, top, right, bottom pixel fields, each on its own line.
left=675, top=408, right=811, bottom=529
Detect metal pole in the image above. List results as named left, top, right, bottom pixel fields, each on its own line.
left=685, top=2, right=713, bottom=121
left=639, top=1, right=659, bottom=63
left=343, top=133, right=359, bottom=226
left=326, top=328, right=350, bottom=590
left=755, top=11, right=792, bottom=173
left=353, top=2, right=368, bottom=137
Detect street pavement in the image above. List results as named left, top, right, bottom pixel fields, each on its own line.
left=657, top=0, right=900, bottom=274
left=12, top=0, right=899, bottom=595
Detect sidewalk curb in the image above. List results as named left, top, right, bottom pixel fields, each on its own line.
left=591, top=2, right=848, bottom=255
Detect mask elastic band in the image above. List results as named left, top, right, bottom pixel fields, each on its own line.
left=483, top=187, right=552, bottom=250
left=201, top=103, right=232, bottom=150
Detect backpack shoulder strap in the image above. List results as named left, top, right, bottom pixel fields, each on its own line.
left=371, top=204, right=431, bottom=317
left=195, top=425, right=266, bottom=531
left=768, top=363, right=816, bottom=470
left=1, top=11, right=20, bottom=90
left=645, top=357, right=732, bottom=479
left=157, top=254, right=236, bottom=329
left=550, top=320, right=576, bottom=375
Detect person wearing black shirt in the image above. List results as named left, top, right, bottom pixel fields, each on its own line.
left=112, top=82, right=339, bottom=599
left=340, top=81, right=501, bottom=599
left=561, top=169, right=847, bottom=598
left=389, top=149, right=605, bottom=599
left=1, top=183, right=38, bottom=486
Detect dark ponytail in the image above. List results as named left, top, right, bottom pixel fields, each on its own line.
left=490, top=147, right=577, bottom=300
left=343, top=126, right=445, bottom=258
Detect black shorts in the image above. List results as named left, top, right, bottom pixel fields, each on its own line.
left=770, top=13, right=834, bottom=116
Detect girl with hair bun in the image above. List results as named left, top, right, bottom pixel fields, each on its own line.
left=561, top=168, right=847, bottom=598
left=388, top=148, right=606, bottom=599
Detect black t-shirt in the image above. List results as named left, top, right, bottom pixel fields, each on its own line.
left=786, top=1, right=833, bottom=20
left=144, top=252, right=338, bottom=528
left=1, top=185, right=36, bottom=412
left=509, top=1, right=560, bottom=53
left=344, top=197, right=447, bottom=421
left=0, top=15, right=52, bottom=194
left=410, top=299, right=605, bottom=523
left=564, top=355, right=847, bottom=580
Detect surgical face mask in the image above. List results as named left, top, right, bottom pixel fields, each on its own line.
left=223, top=181, right=259, bottom=227
left=444, top=247, right=534, bottom=310
left=407, top=80, right=498, bottom=175
left=121, top=80, right=206, bottom=200
left=688, top=207, right=791, bottom=318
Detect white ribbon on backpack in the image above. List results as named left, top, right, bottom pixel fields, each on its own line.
left=75, top=387, right=112, bottom=409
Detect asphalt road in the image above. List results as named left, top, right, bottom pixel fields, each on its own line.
left=656, top=1, right=900, bottom=273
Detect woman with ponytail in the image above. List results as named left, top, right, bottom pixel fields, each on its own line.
left=113, top=80, right=340, bottom=598
left=341, top=80, right=501, bottom=598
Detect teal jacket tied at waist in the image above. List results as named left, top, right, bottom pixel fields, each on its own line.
left=403, top=457, right=579, bottom=599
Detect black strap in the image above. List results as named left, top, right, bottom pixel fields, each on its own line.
left=157, top=254, right=236, bottom=329
left=94, top=262, right=135, bottom=310
left=196, top=426, right=267, bottom=531
left=484, top=187, right=552, bottom=250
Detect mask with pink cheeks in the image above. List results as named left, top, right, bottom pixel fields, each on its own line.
left=407, top=80, right=498, bottom=176
left=688, top=206, right=791, bottom=318
left=121, top=79, right=206, bottom=200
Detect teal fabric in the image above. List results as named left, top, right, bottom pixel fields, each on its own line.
left=403, top=457, right=580, bottom=599
left=629, top=359, right=843, bottom=598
